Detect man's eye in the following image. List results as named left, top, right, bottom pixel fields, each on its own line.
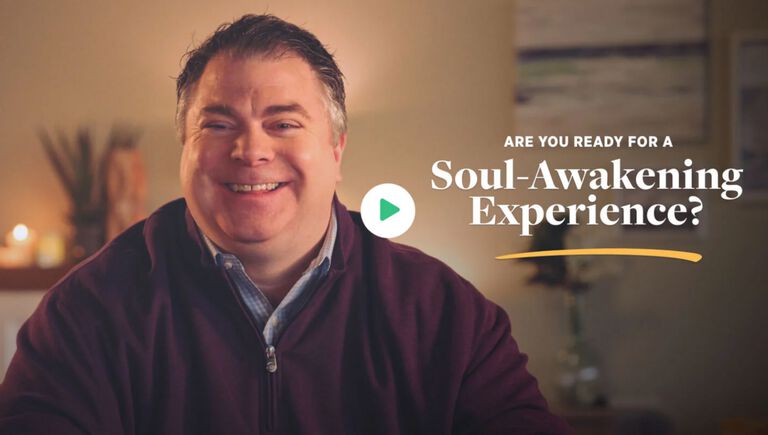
left=275, top=122, right=299, bottom=130
left=204, top=123, right=230, bottom=130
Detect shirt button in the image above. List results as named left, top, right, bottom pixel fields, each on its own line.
left=224, top=261, right=233, bottom=270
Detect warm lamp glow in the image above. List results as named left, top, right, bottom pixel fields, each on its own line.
left=11, top=224, right=30, bottom=242
left=1, top=224, right=36, bottom=268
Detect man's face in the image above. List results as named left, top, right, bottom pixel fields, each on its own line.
left=180, top=53, right=345, bottom=252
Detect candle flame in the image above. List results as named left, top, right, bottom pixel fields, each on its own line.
left=12, top=224, right=29, bottom=242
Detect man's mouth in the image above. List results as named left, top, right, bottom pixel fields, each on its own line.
left=226, top=182, right=285, bottom=193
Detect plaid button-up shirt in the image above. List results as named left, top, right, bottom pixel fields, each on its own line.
left=201, top=209, right=337, bottom=346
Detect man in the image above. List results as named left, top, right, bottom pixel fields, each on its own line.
left=0, top=15, right=569, bottom=434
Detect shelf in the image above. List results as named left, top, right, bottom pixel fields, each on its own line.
left=0, top=266, right=72, bottom=290
left=556, top=407, right=672, bottom=435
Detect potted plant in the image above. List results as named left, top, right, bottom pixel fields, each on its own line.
left=38, top=127, right=141, bottom=261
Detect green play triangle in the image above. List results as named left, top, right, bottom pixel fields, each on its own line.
left=379, top=198, right=400, bottom=221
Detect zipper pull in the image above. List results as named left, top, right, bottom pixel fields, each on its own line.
left=266, top=345, right=278, bottom=373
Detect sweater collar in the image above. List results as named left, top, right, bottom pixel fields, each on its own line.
left=329, top=193, right=355, bottom=273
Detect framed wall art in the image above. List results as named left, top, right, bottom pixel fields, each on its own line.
left=731, top=31, right=768, bottom=200
left=515, top=0, right=710, bottom=145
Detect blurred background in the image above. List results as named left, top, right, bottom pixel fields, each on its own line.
left=0, top=0, right=766, bottom=434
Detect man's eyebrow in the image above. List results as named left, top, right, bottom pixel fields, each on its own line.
left=201, top=103, right=311, bottom=119
left=201, top=104, right=237, bottom=117
left=262, top=103, right=311, bottom=119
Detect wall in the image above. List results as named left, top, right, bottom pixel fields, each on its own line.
left=0, top=0, right=766, bottom=433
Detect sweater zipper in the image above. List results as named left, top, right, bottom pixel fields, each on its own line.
left=218, top=264, right=341, bottom=433
left=216, top=267, right=279, bottom=433
left=265, top=345, right=277, bottom=431
left=266, top=345, right=278, bottom=373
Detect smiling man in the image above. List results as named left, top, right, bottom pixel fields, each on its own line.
left=0, top=15, right=568, bottom=435
left=180, top=52, right=344, bottom=307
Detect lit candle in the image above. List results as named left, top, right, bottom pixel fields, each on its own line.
left=2, top=224, right=36, bottom=268
left=36, top=231, right=66, bottom=268
left=0, top=246, right=28, bottom=268
left=7, top=224, right=33, bottom=247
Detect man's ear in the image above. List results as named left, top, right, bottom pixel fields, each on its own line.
left=333, top=132, right=347, bottom=162
left=334, top=132, right=347, bottom=181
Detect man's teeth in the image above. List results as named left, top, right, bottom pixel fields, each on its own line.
left=227, top=182, right=280, bottom=192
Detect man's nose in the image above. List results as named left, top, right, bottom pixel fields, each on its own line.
left=230, top=129, right=275, bottom=165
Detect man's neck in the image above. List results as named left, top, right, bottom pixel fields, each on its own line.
left=203, top=206, right=335, bottom=307
left=241, top=234, right=326, bottom=307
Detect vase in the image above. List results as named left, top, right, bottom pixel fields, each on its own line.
left=556, top=291, right=605, bottom=407
left=70, top=218, right=105, bottom=261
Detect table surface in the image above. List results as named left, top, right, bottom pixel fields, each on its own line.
left=556, top=407, right=672, bottom=435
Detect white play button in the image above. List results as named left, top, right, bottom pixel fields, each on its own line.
left=360, top=183, right=416, bottom=239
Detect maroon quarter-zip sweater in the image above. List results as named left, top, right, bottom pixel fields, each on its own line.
left=0, top=198, right=570, bottom=435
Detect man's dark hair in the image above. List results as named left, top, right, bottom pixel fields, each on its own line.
left=175, top=14, right=347, bottom=143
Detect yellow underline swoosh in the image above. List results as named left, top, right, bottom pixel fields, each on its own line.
left=496, top=248, right=702, bottom=263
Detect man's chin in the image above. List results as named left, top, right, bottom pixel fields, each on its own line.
left=219, top=222, right=287, bottom=246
